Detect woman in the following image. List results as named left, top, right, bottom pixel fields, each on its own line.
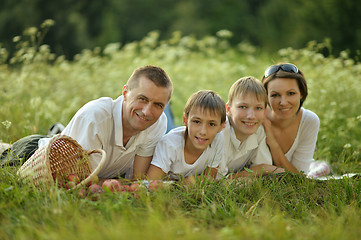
left=261, top=63, right=320, bottom=175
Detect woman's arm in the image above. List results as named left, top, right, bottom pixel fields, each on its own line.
left=263, top=118, right=301, bottom=174
left=228, top=164, right=284, bottom=178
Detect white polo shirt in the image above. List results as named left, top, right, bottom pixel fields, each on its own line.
left=61, top=96, right=167, bottom=179
left=284, top=108, right=320, bottom=174
left=150, top=126, right=224, bottom=180
left=218, top=117, right=272, bottom=177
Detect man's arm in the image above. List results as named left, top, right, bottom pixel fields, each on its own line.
left=132, top=155, right=153, bottom=180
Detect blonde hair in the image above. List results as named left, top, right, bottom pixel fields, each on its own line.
left=228, top=76, right=267, bottom=106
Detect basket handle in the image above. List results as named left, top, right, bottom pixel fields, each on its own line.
left=75, top=148, right=106, bottom=189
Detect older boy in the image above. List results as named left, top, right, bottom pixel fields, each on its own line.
left=218, top=76, right=283, bottom=178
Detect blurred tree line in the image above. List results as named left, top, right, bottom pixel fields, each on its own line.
left=1, top=0, right=360, bottom=59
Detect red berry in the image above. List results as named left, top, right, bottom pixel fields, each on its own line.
left=67, top=174, right=80, bottom=184
left=102, top=179, right=121, bottom=192
left=88, top=184, right=103, bottom=201
left=66, top=181, right=76, bottom=189
left=78, top=188, right=87, bottom=198
left=89, top=184, right=103, bottom=194
left=148, top=180, right=163, bottom=192
left=129, top=183, right=139, bottom=192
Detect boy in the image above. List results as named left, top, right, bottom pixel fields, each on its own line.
left=218, top=76, right=283, bottom=178
left=146, top=90, right=226, bottom=180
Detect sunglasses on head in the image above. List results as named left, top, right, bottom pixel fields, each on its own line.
left=264, top=63, right=299, bottom=78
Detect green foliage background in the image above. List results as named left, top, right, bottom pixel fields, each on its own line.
left=1, top=22, right=361, bottom=240
left=0, top=24, right=360, bottom=173
left=1, top=0, right=361, bottom=58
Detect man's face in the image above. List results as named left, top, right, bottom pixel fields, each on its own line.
left=122, top=76, right=170, bottom=133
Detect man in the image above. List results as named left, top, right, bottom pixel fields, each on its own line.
left=2, top=65, right=173, bottom=180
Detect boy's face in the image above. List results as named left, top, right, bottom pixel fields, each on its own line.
left=183, top=107, right=225, bottom=153
left=122, top=76, right=170, bottom=134
left=227, top=93, right=266, bottom=141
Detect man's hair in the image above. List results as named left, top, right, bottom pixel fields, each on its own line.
left=228, top=76, right=268, bottom=106
left=184, top=90, right=226, bottom=124
left=127, top=65, right=173, bottom=99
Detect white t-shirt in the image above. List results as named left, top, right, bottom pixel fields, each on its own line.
left=217, top=117, right=272, bottom=177
left=59, top=96, right=167, bottom=179
left=150, top=126, right=224, bottom=180
left=284, top=108, right=320, bottom=174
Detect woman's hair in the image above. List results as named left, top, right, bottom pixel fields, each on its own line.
left=261, top=63, right=308, bottom=110
left=228, top=76, right=268, bottom=107
left=184, top=90, right=226, bottom=124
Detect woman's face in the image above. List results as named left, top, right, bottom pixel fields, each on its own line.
left=267, top=78, right=302, bottom=120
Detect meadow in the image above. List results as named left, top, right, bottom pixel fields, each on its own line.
left=1, top=25, right=361, bottom=239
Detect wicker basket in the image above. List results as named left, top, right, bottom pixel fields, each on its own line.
left=17, top=135, right=106, bottom=189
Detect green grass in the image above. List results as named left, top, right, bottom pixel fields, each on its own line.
left=1, top=166, right=361, bottom=239
left=1, top=26, right=361, bottom=239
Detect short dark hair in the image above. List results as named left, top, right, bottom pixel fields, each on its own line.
left=184, top=90, right=226, bottom=124
left=127, top=65, right=173, bottom=99
left=183, top=90, right=226, bottom=139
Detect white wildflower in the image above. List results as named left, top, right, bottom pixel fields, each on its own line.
left=343, top=143, right=351, bottom=149
left=13, top=36, right=21, bottom=43
left=2, top=120, right=12, bottom=129
left=216, top=29, right=233, bottom=39
left=41, top=19, right=55, bottom=28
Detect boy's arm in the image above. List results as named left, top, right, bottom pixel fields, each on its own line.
left=204, top=167, right=218, bottom=178
left=203, top=131, right=224, bottom=179
left=132, top=155, right=153, bottom=180
left=182, top=168, right=217, bottom=184
left=146, top=164, right=167, bottom=180
left=229, top=164, right=284, bottom=178
left=248, top=164, right=284, bottom=176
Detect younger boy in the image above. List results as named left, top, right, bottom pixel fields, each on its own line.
left=146, top=90, right=226, bottom=180
left=218, top=76, right=283, bottom=178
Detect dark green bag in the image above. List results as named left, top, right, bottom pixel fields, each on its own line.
left=0, top=135, right=46, bottom=166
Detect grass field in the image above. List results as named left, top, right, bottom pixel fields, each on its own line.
left=1, top=26, right=361, bottom=239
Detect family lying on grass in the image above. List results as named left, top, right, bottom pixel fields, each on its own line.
left=0, top=63, right=327, bottom=186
